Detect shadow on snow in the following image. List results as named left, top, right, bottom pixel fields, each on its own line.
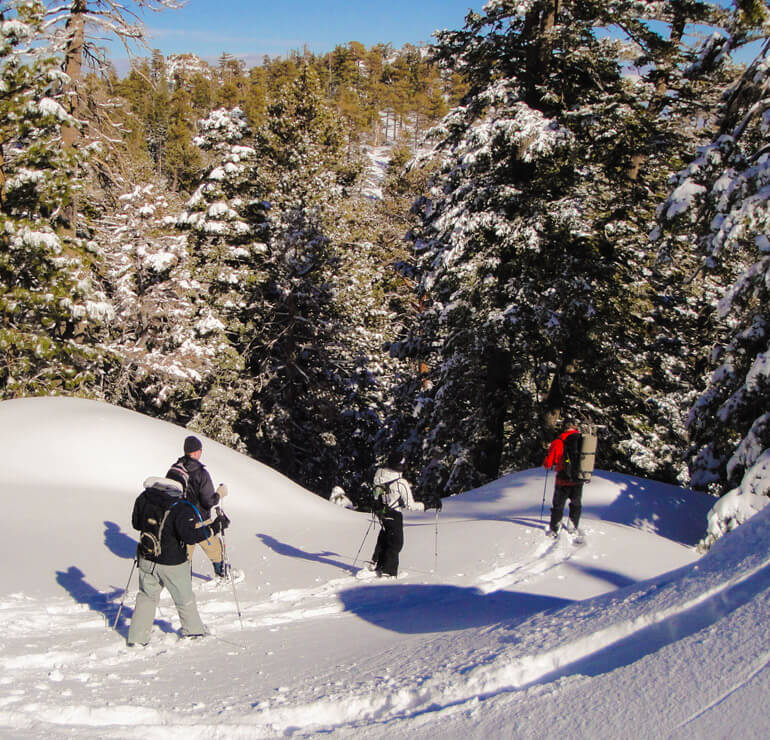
left=591, top=472, right=712, bottom=546
left=257, top=533, right=359, bottom=575
left=338, top=583, right=573, bottom=634
left=103, top=520, right=137, bottom=559
left=536, top=560, right=770, bottom=684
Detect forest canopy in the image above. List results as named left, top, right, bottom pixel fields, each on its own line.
left=2, top=0, right=769, bottom=513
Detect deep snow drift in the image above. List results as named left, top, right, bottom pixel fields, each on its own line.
left=0, top=397, right=766, bottom=739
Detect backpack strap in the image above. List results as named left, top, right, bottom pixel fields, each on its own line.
left=182, top=499, right=213, bottom=541
left=383, top=476, right=405, bottom=508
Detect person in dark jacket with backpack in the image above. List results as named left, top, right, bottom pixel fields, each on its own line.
left=167, top=435, right=231, bottom=578
left=127, top=476, right=228, bottom=647
left=543, top=423, right=584, bottom=538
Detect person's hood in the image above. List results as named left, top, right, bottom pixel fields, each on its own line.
left=143, top=476, right=184, bottom=498
left=374, top=467, right=402, bottom=486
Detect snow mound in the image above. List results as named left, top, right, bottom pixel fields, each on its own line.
left=0, top=396, right=766, bottom=738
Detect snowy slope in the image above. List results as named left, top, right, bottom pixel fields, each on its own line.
left=0, top=397, right=766, bottom=739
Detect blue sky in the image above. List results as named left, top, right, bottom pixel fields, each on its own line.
left=113, top=2, right=760, bottom=70
left=128, top=0, right=486, bottom=64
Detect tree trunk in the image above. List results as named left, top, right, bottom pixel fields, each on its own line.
left=62, top=0, right=86, bottom=149
left=542, top=369, right=564, bottom=435
left=475, top=347, right=512, bottom=479
left=0, top=144, right=5, bottom=205
left=61, top=1, right=86, bottom=231
left=524, top=0, right=559, bottom=107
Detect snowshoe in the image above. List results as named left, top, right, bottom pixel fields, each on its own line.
left=356, top=566, right=379, bottom=580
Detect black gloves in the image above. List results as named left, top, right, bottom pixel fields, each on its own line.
left=211, top=511, right=230, bottom=533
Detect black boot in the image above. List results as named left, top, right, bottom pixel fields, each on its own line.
left=213, top=560, right=230, bottom=578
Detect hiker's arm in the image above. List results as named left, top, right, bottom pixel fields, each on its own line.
left=176, top=508, right=213, bottom=546
left=544, top=440, right=561, bottom=469
left=197, top=470, right=219, bottom=509
left=399, top=479, right=422, bottom=510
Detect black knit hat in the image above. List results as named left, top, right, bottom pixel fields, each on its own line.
left=183, top=435, right=202, bottom=454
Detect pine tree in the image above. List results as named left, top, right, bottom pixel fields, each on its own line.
left=215, top=53, right=247, bottom=109
left=241, top=65, right=377, bottom=495
left=656, top=13, right=770, bottom=495
left=96, top=181, right=201, bottom=417
left=164, top=86, right=202, bottom=191
left=0, top=0, right=112, bottom=397
left=146, top=50, right=170, bottom=175
left=390, top=0, right=741, bottom=496
left=175, top=106, right=267, bottom=450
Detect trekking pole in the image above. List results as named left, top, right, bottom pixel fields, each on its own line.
left=112, top=557, right=137, bottom=630
left=353, top=511, right=376, bottom=568
left=216, top=506, right=243, bottom=630
left=540, top=469, right=549, bottom=524
left=433, top=507, right=440, bottom=573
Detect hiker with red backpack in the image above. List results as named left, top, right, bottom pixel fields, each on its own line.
left=543, top=421, right=586, bottom=539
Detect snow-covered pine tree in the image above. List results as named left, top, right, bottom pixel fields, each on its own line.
left=94, top=180, right=211, bottom=420
left=0, top=0, right=112, bottom=398
left=390, top=0, right=741, bottom=496
left=242, top=65, right=379, bottom=495
left=330, top=228, right=407, bottom=500
left=657, top=18, right=770, bottom=497
left=174, top=106, right=267, bottom=450
left=638, top=1, right=769, bottom=484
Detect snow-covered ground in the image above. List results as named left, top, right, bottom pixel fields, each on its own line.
left=360, top=145, right=392, bottom=200
left=0, top=396, right=767, bottom=738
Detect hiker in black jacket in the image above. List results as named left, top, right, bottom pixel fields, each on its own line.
left=127, top=476, right=227, bottom=647
left=167, top=435, right=231, bottom=578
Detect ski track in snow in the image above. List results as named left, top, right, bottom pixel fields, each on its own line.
left=4, top=530, right=760, bottom=738
left=676, top=650, right=770, bottom=731
left=478, top=530, right=585, bottom=594
left=248, top=556, right=770, bottom=736
left=0, top=535, right=588, bottom=736
left=0, top=560, right=765, bottom=737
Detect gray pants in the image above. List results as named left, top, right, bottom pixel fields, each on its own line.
left=127, top=558, right=206, bottom=644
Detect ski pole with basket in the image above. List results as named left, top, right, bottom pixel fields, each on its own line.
left=215, top=505, right=243, bottom=630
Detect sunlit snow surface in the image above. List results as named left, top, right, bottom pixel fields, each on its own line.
left=0, top=397, right=766, bottom=739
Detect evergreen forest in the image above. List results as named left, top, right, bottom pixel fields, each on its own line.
left=2, top=0, right=770, bottom=510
